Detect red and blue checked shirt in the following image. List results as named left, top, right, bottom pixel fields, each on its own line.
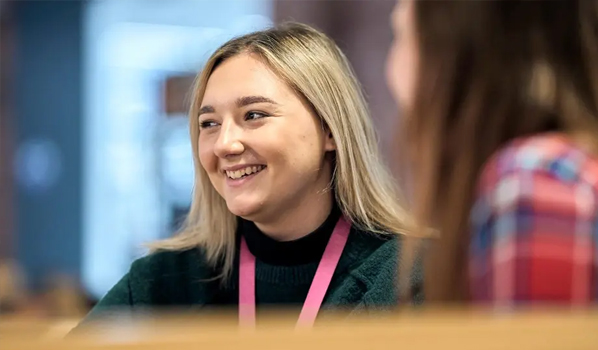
left=469, top=133, right=598, bottom=305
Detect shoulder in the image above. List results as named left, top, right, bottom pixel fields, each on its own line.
left=344, top=229, right=415, bottom=288
left=478, top=133, right=598, bottom=196
left=127, top=248, right=219, bottom=305
left=469, top=134, right=598, bottom=302
left=470, top=133, right=598, bottom=257
left=73, top=248, right=217, bottom=331
left=115, top=248, right=215, bottom=305
left=340, top=231, right=422, bottom=307
left=347, top=229, right=399, bottom=266
left=474, top=133, right=598, bottom=220
left=127, top=248, right=212, bottom=282
left=473, top=133, right=598, bottom=224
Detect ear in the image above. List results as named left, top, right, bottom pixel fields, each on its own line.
left=324, top=128, right=336, bottom=151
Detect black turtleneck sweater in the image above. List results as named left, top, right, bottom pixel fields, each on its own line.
left=213, top=205, right=344, bottom=308
left=77, top=207, right=422, bottom=325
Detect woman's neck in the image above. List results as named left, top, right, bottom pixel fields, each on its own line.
left=240, top=200, right=341, bottom=266
left=254, top=191, right=334, bottom=242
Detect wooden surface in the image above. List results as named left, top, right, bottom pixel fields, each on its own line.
left=2, top=309, right=597, bottom=350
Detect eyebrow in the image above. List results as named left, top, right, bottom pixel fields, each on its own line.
left=236, top=95, right=278, bottom=107
left=198, top=95, right=278, bottom=116
left=198, top=105, right=215, bottom=115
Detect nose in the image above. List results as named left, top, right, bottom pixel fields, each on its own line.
left=213, top=119, right=245, bottom=158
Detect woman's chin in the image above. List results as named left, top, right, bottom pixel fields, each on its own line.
left=226, top=201, right=263, bottom=220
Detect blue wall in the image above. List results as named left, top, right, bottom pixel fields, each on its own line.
left=14, top=0, right=83, bottom=290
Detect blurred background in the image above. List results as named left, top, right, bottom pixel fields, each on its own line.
left=0, top=0, right=398, bottom=318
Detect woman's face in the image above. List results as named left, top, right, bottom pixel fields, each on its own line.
left=198, top=53, right=336, bottom=225
left=386, top=0, right=419, bottom=112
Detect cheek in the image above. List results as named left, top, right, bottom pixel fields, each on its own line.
left=268, top=129, right=322, bottom=173
left=386, top=41, right=417, bottom=110
left=197, top=137, right=216, bottom=172
left=290, top=134, right=327, bottom=174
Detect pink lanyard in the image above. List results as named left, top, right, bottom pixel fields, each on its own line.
left=239, top=216, right=351, bottom=329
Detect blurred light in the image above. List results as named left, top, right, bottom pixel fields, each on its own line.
left=14, top=138, right=63, bottom=194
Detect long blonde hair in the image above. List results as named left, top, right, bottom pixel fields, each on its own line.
left=152, top=22, right=414, bottom=280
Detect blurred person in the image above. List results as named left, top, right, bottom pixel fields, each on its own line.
left=79, top=22, right=419, bottom=328
left=387, top=0, right=598, bottom=305
left=0, top=259, right=27, bottom=314
left=44, top=274, right=89, bottom=318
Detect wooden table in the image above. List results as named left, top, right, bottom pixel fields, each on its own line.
left=2, top=308, right=597, bottom=350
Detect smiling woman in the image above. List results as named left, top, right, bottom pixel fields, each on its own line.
left=197, top=53, right=339, bottom=239
left=75, top=22, right=420, bottom=330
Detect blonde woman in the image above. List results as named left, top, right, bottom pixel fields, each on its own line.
left=81, top=23, right=418, bottom=327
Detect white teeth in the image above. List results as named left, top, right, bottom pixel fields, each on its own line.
left=226, top=165, right=265, bottom=179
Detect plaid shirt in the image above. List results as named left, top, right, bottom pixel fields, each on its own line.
left=469, top=134, right=598, bottom=305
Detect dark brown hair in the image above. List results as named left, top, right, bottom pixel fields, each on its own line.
left=401, top=0, right=598, bottom=303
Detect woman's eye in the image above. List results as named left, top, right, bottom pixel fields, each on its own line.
left=245, top=111, right=268, bottom=121
left=199, top=120, right=219, bottom=129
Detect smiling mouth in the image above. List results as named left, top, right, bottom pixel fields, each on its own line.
left=225, top=165, right=266, bottom=180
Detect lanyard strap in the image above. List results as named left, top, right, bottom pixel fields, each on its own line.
left=239, top=216, right=351, bottom=329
